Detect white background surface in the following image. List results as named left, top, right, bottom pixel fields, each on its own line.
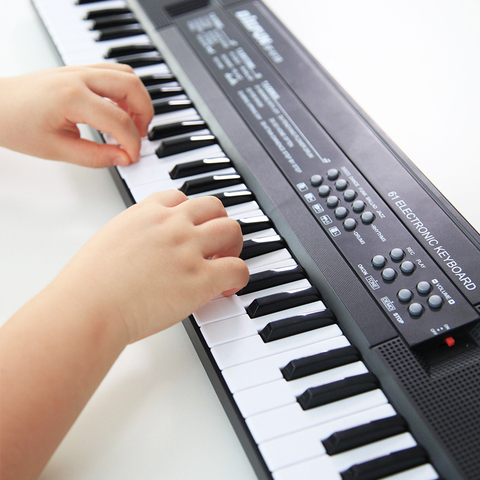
left=0, top=1, right=479, bottom=479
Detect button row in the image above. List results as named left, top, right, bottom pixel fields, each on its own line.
left=398, top=291, right=444, bottom=317
left=372, top=248, right=413, bottom=272
left=310, top=172, right=375, bottom=229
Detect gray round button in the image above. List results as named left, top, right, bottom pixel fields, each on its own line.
left=398, top=288, right=413, bottom=303
left=361, top=211, right=375, bottom=224
left=335, top=179, right=348, bottom=191
left=372, top=255, right=387, bottom=268
left=352, top=200, right=365, bottom=213
left=327, top=168, right=340, bottom=180
left=318, top=185, right=331, bottom=197
left=326, top=195, right=340, bottom=208
left=335, top=206, right=348, bottom=219
left=344, top=189, right=357, bottom=202
left=343, top=218, right=357, bottom=231
left=382, top=267, right=397, bottom=282
left=310, top=174, right=323, bottom=187
left=409, top=302, right=424, bottom=317
left=390, top=248, right=405, bottom=262
left=400, top=260, right=415, bottom=275
left=417, top=281, right=432, bottom=295
left=428, top=295, right=443, bottom=309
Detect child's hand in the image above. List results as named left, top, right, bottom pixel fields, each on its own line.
left=0, top=63, right=153, bottom=168
left=55, top=190, right=249, bottom=343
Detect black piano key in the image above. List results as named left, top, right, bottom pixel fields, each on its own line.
left=260, top=310, right=335, bottom=343
left=169, top=157, right=231, bottom=179
left=149, top=120, right=206, bottom=141
left=85, top=7, right=132, bottom=20
left=90, top=13, right=137, bottom=30
left=323, top=414, right=407, bottom=455
left=96, top=24, right=145, bottom=42
left=117, top=53, right=164, bottom=69
left=77, top=0, right=105, bottom=4
left=148, top=85, right=184, bottom=100
left=246, top=285, right=319, bottom=318
left=141, top=73, right=176, bottom=86
left=179, top=174, right=242, bottom=196
left=155, top=133, right=216, bottom=158
left=212, top=190, right=255, bottom=207
left=237, top=215, right=272, bottom=235
left=238, top=265, right=305, bottom=295
left=340, top=446, right=429, bottom=480
left=153, top=98, right=193, bottom=115
left=297, top=372, right=378, bottom=410
left=104, top=43, right=156, bottom=59
left=240, top=235, right=286, bottom=262
left=282, top=345, right=360, bottom=381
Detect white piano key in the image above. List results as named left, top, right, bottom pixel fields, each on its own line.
left=201, top=313, right=255, bottom=347
left=211, top=322, right=342, bottom=370
left=34, top=2, right=116, bottom=19
left=62, top=41, right=157, bottom=65
left=193, top=294, right=245, bottom=326
left=201, top=300, right=325, bottom=344
left=56, top=30, right=151, bottom=56
left=259, top=403, right=397, bottom=471
left=243, top=248, right=293, bottom=271
left=118, top=153, right=230, bottom=188
left=53, top=29, right=149, bottom=56
left=130, top=63, right=174, bottom=77
left=222, top=335, right=351, bottom=393
left=49, top=25, right=110, bottom=46
left=247, top=257, right=297, bottom=275
left=125, top=156, right=233, bottom=190
left=130, top=179, right=248, bottom=203
left=44, top=18, right=98, bottom=35
left=228, top=207, right=264, bottom=220
left=247, top=389, right=388, bottom=444
left=59, top=35, right=152, bottom=60
left=149, top=109, right=201, bottom=129
left=242, top=227, right=278, bottom=242
left=224, top=201, right=262, bottom=218
left=128, top=162, right=242, bottom=200
left=272, top=453, right=341, bottom=480
left=234, top=361, right=368, bottom=418
left=37, top=0, right=127, bottom=15
left=331, top=432, right=416, bottom=474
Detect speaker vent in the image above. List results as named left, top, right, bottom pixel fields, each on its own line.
left=376, top=337, right=480, bottom=479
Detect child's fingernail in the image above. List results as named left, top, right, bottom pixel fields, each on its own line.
left=113, top=156, right=129, bottom=166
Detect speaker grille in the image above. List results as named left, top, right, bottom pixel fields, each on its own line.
left=376, top=338, right=480, bottom=479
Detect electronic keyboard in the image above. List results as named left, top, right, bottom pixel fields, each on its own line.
left=31, top=0, right=480, bottom=479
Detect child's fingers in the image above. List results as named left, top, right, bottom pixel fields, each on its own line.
left=197, top=216, right=244, bottom=259
left=70, top=92, right=142, bottom=164
left=206, top=256, right=250, bottom=297
left=144, top=190, right=189, bottom=208
left=177, top=195, right=228, bottom=225
left=46, top=135, right=134, bottom=168
left=82, top=67, right=153, bottom=137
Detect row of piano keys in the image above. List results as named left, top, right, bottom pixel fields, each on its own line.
left=32, top=0, right=441, bottom=478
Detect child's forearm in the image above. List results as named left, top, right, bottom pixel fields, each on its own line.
left=0, top=191, right=249, bottom=480
left=0, top=275, right=129, bottom=480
